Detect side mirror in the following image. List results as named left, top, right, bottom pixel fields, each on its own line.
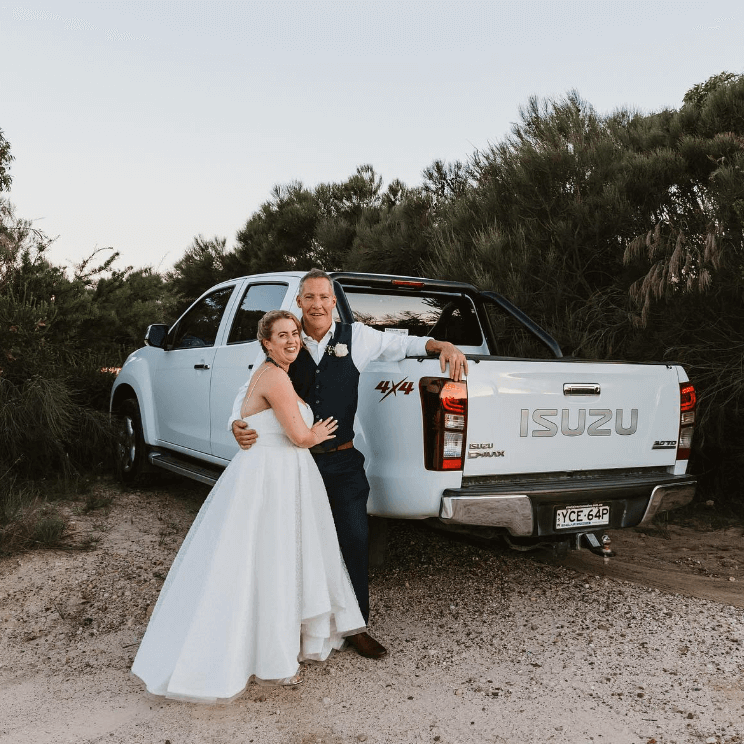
left=144, top=324, right=169, bottom=349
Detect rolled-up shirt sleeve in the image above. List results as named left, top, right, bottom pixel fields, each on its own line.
left=351, top=322, right=430, bottom=373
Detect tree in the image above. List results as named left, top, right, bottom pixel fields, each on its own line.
left=314, top=164, right=385, bottom=269
left=0, top=130, right=177, bottom=548
left=424, top=91, right=647, bottom=357
left=0, top=127, right=12, bottom=193
left=344, top=184, right=434, bottom=276
left=0, top=197, right=110, bottom=479
left=230, top=181, right=320, bottom=275
left=229, top=166, right=394, bottom=276
left=623, top=73, right=744, bottom=315
left=683, top=71, right=741, bottom=108
left=83, top=253, right=181, bottom=350
left=620, top=73, right=744, bottom=512
left=421, top=159, right=470, bottom=206
left=1, top=196, right=180, bottom=481
left=167, top=234, right=230, bottom=307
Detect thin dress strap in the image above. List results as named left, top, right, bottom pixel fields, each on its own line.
left=241, top=365, right=272, bottom=417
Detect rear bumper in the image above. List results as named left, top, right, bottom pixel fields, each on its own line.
left=439, top=472, right=696, bottom=537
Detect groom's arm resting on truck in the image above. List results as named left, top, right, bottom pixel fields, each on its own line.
left=230, top=336, right=466, bottom=451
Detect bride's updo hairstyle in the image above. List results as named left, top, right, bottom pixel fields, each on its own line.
left=257, top=310, right=303, bottom=357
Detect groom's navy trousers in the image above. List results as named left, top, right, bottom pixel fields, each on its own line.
left=311, top=447, right=370, bottom=623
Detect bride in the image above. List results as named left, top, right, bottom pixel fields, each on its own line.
left=131, top=310, right=366, bottom=703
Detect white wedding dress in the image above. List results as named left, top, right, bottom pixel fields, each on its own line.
left=131, top=400, right=365, bottom=703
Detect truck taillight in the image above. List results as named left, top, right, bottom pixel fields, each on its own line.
left=420, top=378, right=468, bottom=471
left=677, top=383, right=696, bottom=460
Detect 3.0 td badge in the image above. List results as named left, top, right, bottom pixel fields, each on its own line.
left=652, top=440, right=677, bottom=449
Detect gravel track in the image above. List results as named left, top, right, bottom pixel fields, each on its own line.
left=0, top=479, right=742, bottom=744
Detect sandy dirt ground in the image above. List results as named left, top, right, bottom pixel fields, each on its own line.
left=1, top=477, right=742, bottom=744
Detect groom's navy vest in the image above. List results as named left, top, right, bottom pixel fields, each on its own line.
left=288, top=323, right=358, bottom=453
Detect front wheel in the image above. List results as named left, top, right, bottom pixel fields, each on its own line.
left=117, top=398, right=149, bottom=483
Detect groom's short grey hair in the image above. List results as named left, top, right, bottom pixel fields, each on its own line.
left=298, top=268, right=335, bottom=297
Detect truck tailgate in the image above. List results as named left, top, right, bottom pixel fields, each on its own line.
left=464, top=359, right=682, bottom=476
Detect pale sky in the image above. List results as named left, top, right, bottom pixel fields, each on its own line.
left=1, top=1, right=742, bottom=274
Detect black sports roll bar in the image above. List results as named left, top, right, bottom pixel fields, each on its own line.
left=329, top=271, right=563, bottom=359
left=479, top=291, right=563, bottom=358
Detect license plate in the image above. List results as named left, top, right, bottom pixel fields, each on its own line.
left=555, top=504, right=610, bottom=530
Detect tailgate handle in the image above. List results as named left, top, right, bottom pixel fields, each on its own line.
left=564, top=383, right=600, bottom=396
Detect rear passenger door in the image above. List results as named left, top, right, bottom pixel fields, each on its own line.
left=209, top=281, right=291, bottom=460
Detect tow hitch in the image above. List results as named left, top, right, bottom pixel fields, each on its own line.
left=576, top=532, right=615, bottom=559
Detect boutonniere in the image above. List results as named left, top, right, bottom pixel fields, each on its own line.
left=326, top=343, right=349, bottom=357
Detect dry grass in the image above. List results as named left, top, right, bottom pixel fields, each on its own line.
left=0, top=471, right=111, bottom=554
left=0, top=477, right=67, bottom=554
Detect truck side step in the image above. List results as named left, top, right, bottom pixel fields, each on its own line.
left=148, top=452, right=222, bottom=486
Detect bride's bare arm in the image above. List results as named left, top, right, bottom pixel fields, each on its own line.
left=260, top=368, right=338, bottom=448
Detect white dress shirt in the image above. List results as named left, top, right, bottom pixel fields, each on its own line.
left=228, top=322, right=430, bottom=429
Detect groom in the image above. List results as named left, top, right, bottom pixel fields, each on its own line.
left=230, top=268, right=468, bottom=659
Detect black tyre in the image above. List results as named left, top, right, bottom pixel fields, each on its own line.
left=117, top=398, right=149, bottom=483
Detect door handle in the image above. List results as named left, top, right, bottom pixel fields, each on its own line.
left=193, top=363, right=211, bottom=370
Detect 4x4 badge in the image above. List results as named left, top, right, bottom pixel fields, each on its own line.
left=375, top=378, right=415, bottom=401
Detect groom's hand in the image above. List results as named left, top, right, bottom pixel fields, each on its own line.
left=232, top=420, right=258, bottom=450
left=425, top=339, right=468, bottom=381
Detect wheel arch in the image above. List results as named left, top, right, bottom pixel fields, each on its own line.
left=110, top=377, right=159, bottom=446
left=111, top=382, right=136, bottom=413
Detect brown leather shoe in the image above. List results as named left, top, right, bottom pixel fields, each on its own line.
left=346, top=632, right=388, bottom=659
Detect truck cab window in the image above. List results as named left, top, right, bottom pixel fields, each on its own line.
left=344, top=289, right=484, bottom=347
left=227, top=283, right=289, bottom=344
left=167, top=286, right=234, bottom=350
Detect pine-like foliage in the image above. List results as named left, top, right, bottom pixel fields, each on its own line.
left=166, top=235, right=230, bottom=309
left=1, top=165, right=181, bottom=551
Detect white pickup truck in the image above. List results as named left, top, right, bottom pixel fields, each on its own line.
left=110, top=271, right=696, bottom=555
